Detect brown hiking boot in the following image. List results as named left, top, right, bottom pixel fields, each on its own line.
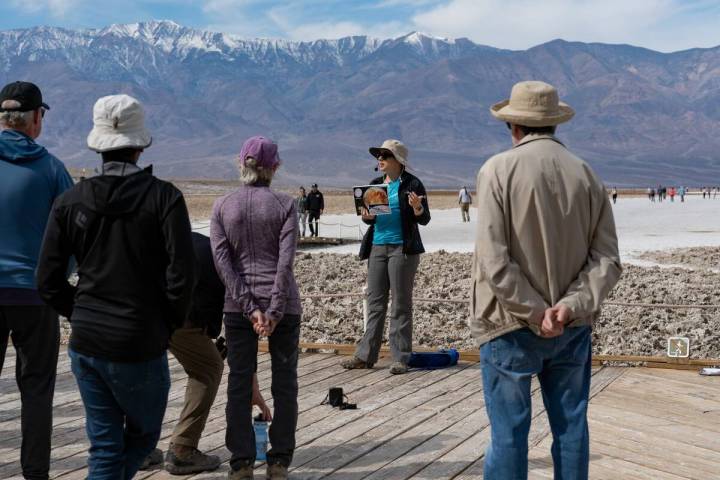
left=164, top=444, right=220, bottom=475
left=228, top=464, right=254, bottom=480
left=341, top=356, right=373, bottom=369
left=266, top=463, right=289, bottom=480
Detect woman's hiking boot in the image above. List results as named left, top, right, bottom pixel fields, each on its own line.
left=267, top=463, right=289, bottom=480
left=227, top=465, right=254, bottom=479
left=389, top=362, right=408, bottom=375
left=341, top=357, right=373, bottom=369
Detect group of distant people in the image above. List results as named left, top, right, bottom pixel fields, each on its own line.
left=1, top=79, right=621, bottom=480
left=294, top=184, right=324, bottom=237
left=647, top=185, right=694, bottom=202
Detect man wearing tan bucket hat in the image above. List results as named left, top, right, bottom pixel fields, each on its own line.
left=470, top=81, right=622, bottom=479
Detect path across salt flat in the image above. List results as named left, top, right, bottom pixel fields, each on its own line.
left=193, top=195, right=720, bottom=261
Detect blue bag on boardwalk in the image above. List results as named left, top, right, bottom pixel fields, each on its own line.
left=408, top=348, right=459, bottom=369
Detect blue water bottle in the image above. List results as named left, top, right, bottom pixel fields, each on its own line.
left=253, top=414, right=268, bottom=462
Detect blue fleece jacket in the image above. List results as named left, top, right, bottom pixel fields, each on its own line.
left=0, top=129, right=74, bottom=295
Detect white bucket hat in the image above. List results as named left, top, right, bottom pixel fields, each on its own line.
left=369, top=139, right=410, bottom=168
left=87, top=94, right=152, bottom=152
left=490, top=81, right=574, bottom=127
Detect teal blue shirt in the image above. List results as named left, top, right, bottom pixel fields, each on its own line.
left=373, top=178, right=403, bottom=245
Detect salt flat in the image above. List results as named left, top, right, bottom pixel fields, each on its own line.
left=192, top=194, right=720, bottom=262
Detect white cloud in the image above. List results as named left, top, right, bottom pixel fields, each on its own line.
left=411, top=0, right=720, bottom=52
left=267, top=6, right=409, bottom=40
left=9, top=0, right=82, bottom=17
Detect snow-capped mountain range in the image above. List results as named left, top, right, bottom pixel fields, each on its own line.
left=1, top=20, right=720, bottom=186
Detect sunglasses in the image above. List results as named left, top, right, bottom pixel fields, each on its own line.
left=40, top=108, right=46, bottom=118
left=377, top=152, right=395, bottom=160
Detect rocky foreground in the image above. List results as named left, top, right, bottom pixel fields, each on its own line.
left=296, top=250, right=720, bottom=359
left=59, top=248, right=720, bottom=359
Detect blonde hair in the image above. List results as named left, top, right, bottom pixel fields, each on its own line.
left=238, top=156, right=275, bottom=185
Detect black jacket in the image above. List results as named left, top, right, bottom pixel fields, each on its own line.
left=306, top=190, right=324, bottom=212
left=189, top=232, right=225, bottom=338
left=358, top=171, right=431, bottom=260
left=36, top=167, right=196, bottom=362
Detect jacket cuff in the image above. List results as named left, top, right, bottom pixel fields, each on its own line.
left=265, top=308, right=283, bottom=323
left=556, top=298, right=579, bottom=320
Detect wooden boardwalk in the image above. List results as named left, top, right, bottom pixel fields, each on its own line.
left=1, top=347, right=719, bottom=479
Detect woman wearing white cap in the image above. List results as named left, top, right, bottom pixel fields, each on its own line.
left=342, top=139, right=431, bottom=374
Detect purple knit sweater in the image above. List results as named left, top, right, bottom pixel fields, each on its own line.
left=210, top=184, right=302, bottom=321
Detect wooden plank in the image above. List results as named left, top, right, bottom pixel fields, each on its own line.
left=450, top=367, right=625, bottom=480
left=49, top=353, right=341, bottom=480
left=295, top=364, right=484, bottom=480
left=140, top=363, right=468, bottom=480
left=589, top=421, right=720, bottom=478
left=0, top=353, right=276, bottom=478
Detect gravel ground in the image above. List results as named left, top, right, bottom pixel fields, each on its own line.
left=296, top=250, right=720, bottom=359
left=60, top=247, right=720, bottom=360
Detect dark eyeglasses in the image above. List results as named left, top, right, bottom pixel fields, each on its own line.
left=40, top=108, right=46, bottom=118
left=505, top=122, right=511, bottom=130
left=377, top=152, right=395, bottom=160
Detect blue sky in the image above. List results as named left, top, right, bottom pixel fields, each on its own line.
left=2, top=0, right=719, bottom=52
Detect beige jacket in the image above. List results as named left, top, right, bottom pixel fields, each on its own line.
left=470, top=134, right=622, bottom=345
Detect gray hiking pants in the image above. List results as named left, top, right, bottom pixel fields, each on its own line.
left=355, top=244, right=420, bottom=365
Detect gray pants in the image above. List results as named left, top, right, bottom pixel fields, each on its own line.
left=355, top=245, right=420, bottom=365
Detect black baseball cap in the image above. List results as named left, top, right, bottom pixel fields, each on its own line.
left=0, top=81, right=50, bottom=112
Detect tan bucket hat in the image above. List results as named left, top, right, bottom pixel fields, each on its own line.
left=490, top=81, right=574, bottom=127
left=87, top=94, right=152, bottom=153
left=369, top=139, right=409, bottom=168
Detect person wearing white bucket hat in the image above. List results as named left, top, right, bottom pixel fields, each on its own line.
left=470, top=81, right=622, bottom=479
left=37, top=94, right=198, bottom=478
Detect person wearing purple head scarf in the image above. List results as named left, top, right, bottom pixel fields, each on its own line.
left=210, top=136, right=301, bottom=480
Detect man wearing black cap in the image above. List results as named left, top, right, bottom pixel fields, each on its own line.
left=306, top=183, right=324, bottom=237
left=0, top=81, right=74, bottom=479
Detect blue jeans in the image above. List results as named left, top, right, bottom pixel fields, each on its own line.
left=481, top=326, right=591, bottom=480
left=69, top=348, right=171, bottom=480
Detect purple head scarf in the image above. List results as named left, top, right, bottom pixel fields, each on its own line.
left=239, top=136, right=280, bottom=169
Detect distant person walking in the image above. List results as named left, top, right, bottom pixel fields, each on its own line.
left=657, top=185, right=664, bottom=202
left=459, top=186, right=473, bottom=221
left=306, top=183, right=324, bottom=237
left=647, top=187, right=654, bottom=202
left=296, top=186, right=308, bottom=237
left=37, top=94, right=196, bottom=479
left=679, top=185, right=686, bottom=202
left=472, top=81, right=622, bottom=479
left=0, top=81, right=73, bottom=480
left=669, top=187, right=676, bottom=202
left=611, top=187, right=618, bottom=204
left=342, top=139, right=430, bottom=375
left=211, top=136, right=301, bottom=480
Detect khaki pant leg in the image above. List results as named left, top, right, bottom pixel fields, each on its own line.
left=168, top=327, right=224, bottom=448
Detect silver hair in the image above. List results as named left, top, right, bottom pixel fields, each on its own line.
left=0, top=100, right=34, bottom=130
left=238, top=156, right=275, bottom=185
